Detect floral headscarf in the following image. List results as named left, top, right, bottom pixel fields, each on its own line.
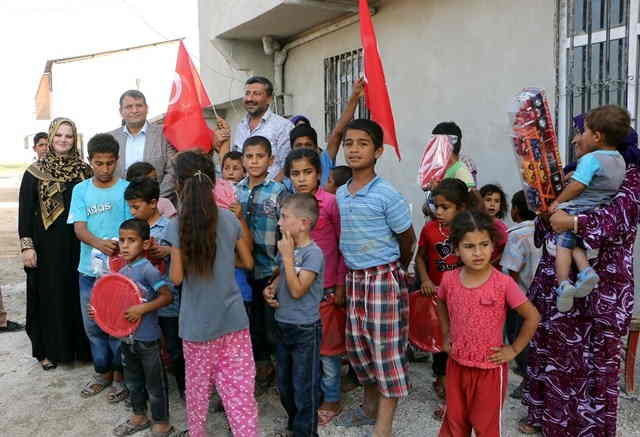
left=26, top=117, right=92, bottom=229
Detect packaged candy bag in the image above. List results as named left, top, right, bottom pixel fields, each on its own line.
left=418, top=135, right=454, bottom=190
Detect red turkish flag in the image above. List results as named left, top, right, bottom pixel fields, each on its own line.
left=163, top=41, right=214, bottom=153
left=359, top=0, right=400, bottom=160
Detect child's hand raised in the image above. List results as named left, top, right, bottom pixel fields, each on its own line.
left=488, top=345, right=516, bottom=365
left=148, top=244, right=171, bottom=259
left=277, top=232, right=295, bottom=259
left=124, top=304, right=145, bottom=323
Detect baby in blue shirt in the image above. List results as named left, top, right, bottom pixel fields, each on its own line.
left=550, top=105, right=630, bottom=312
left=113, top=218, right=174, bottom=437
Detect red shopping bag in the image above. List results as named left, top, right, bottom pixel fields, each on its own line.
left=320, top=294, right=347, bottom=356
left=409, top=292, right=444, bottom=352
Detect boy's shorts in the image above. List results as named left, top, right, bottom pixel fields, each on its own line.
left=345, top=261, right=409, bottom=398
left=557, top=231, right=585, bottom=249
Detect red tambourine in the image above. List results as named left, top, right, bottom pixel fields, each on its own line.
left=90, top=273, right=143, bottom=338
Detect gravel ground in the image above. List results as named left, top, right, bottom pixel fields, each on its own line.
left=1, top=170, right=639, bottom=436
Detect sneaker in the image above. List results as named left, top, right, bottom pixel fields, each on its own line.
left=556, top=280, right=577, bottom=313
left=575, top=267, right=599, bottom=298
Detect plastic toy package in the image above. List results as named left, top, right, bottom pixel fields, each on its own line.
left=510, top=88, right=564, bottom=213
left=418, top=135, right=454, bottom=190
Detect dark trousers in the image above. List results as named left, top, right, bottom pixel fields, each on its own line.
left=433, top=352, right=448, bottom=377
left=249, top=277, right=277, bottom=363
left=275, top=320, right=322, bottom=437
left=121, top=340, right=169, bottom=422
left=506, top=308, right=529, bottom=375
left=158, top=316, right=185, bottom=395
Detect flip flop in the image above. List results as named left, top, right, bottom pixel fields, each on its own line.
left=80, top=374, right=112, bottom=398
left=334, top=406, right=375, bottom=427
left=147, top=426, right=177, bottom=437
left=517, top=418, right=541, bottom=435
left=318, top=406, right=343, bottom=426
left=108, top=383, right=129, bottom=404
left=113, top=419, right=151, bottom=436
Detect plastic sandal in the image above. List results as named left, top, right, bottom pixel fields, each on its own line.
left=113, top=419, right=151, bottom=436
left=80, top=375, right=112, bottom=398
left=334, top=406, right=376, bottom=427
left=318, top=406, right=343, bottom=426
left=107, top=383, right=129, bottom=404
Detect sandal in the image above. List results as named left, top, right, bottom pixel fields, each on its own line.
left=334, top=406, right=375, bottom=427
left=113, top=419, right=151, bottom=436
left=318, top=405, right=343, bottom=426
left=108, top=382, right=129, bottom=404
left=147, top=426, right=177, bottom=437
left=41, top=360, right=57, bottom=371
left=433, top=403, right=446, bottom=421
left=80, top=374, right=112, bottom=398
left=517, top=418, right=541, bottom=435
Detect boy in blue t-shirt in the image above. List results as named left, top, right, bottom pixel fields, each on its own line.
left=334, top=119, right=416, bottom=436
left=125, top=177, right=185, bottom=399
left=263, top=193, right=325, bottom=436
left=112, top=218, right=174, bottom=437
left=68, top=133, right=132, bottom=402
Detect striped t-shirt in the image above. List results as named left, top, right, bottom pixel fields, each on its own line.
left=336, top=176, right=412, bottom=270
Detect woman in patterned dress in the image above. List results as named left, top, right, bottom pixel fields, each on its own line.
left=520, top=115, right=640, bottom=436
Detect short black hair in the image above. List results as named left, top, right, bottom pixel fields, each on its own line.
left=243, top=136, right=272, bottom=156
left=119, top=218, right=150, bottom=240
left=284, top=148, right=322, bottom=178
left=124, top=178, right=160, bottom=203
left=222, top=151, right=243, bottom=167
left=331, top=165, right=352, bottom=188
left=290, top=124, right=318, bottom=147
left=479, top=184, right=508, bottom=219
left=126, top=161, right=155, bottom=182
left=345, top=119, right=384, bottom=149
left=33, top=132, right=48, bottom=146
left=245, top=76, right=273, bottom=96
left=450, top=210, right=497, bottom=250
left=88, top=133, right=119, bottom=159
left=119, top=89, right=147, bottom=107
left=512, top=190, right=536, bottom=221
left=432, top=121, right=463, bottom=155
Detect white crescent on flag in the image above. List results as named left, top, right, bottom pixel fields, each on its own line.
left=168, top=72, right=183, bottom=106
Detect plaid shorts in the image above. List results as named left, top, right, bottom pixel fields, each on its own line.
left=345, top=261, right=409, bottom=398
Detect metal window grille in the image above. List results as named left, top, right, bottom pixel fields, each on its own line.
left=324, top=49, right=369, bottom=138
left=561, top=0, right=636, bottom=162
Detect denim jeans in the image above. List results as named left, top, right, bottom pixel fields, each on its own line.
left=79, top=274, right=122, bottom=374
left=158, top=316, right=185, bottom=395
left=121, top=339, right=169, bottom=422
left=320, top=355, right=342, bottom=403
left=275, top=320, right=322, bottom=437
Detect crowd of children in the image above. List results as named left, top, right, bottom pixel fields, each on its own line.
left=49, top=87, right=635, bottom=437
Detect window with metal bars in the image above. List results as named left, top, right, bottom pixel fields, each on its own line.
left=560, top=0, right=637, bottom=162
left=324, top=49, right=369, bottom=139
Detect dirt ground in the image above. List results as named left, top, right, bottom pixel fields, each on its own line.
left=0, top=168, right=638, bottom=436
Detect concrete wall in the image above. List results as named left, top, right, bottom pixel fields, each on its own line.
left=284, top=0, right=557, bottom=226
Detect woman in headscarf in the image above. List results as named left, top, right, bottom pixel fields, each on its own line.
left=19, top=117, right=93, bottom=370
left=520, top=110, right=640, bottom=435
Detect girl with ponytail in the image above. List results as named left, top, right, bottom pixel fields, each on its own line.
left=167, top=151, right=257, bottom=437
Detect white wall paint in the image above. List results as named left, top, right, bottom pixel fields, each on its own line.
left=284, top=0, right=556, bottom=228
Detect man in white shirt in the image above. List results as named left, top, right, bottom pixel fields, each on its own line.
left=108, top=90, right=177, bottom=200
left=232, top=76, right=294, bottom=181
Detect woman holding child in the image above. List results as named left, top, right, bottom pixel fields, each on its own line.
left=18, top=117, right=93, bottom=370
left=521, top=108, right=640, bottom=436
